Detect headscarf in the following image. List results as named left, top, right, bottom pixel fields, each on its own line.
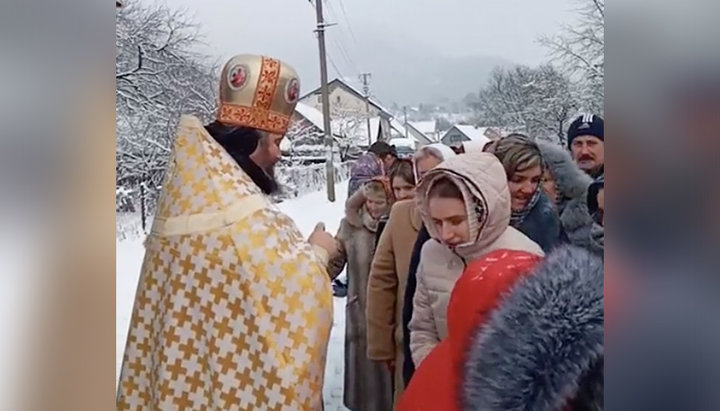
left=509, top=183, right=543, bottom=228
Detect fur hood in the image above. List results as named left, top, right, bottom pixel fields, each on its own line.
left=462, top=245, right=604, bottom=411
left=537, top=140, right=592, bottom=203
left=537, top=141, right=601, bottom=253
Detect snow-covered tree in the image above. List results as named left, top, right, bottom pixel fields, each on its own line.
left=116, top=0, right=218, bottom=217
left=472, top=64, right=578, bottom=144
left=330, top=102, right=366, bottom=161
left=541, top=0, right=604, bottom=114
left=435, top=116, right=453, bottom=132
left=283, top=118, right=325, bottom=160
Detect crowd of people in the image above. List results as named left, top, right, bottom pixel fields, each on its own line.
left=338, top=112, right=605, bottom=411
left=117, top=54, right=604, bottom=410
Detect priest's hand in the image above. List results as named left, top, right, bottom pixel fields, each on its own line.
left=308, top=223, right=338, bottom=256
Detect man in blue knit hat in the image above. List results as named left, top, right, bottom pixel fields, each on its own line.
left=568, top=113, right=604, bottom=178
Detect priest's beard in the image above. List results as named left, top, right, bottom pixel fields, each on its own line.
left=204, top=121, right=280, bottom=195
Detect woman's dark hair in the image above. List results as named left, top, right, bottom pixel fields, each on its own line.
left=390, top=159, right=416, bottom=187
left=204, top=121, right=278, bottom=194
left=427, top=176, right=463, bottom=200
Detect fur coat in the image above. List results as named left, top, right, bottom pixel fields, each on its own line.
left=329, top=190, right=394, bottom=411
left=538, top=141, right=603, bottom=255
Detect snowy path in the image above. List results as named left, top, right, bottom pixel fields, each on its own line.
left=116, top=181, right=350, bottom=410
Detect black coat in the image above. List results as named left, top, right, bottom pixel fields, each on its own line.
left=401, top=225, right=431, bottom=385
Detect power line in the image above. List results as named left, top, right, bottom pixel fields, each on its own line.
left=306, top=0, right=360, bottom=81
left=323, top=0, right=359, bottom=75
left=337, top=0, right=360, bottom=48
left=327, top=54, right=344, bottom=79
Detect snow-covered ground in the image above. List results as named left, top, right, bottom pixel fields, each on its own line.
left=116, top=181, right=350, bottom=410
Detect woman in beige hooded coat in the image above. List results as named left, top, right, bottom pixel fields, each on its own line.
left=408, top=151, right=544, bottom=366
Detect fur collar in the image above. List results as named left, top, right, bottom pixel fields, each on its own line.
left=462, top=245, right=604, bottom=411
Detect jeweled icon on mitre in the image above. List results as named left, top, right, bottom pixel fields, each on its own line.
left=285, top=78, right=300, bottom=104
left=228, top=64, right=250, bottom=90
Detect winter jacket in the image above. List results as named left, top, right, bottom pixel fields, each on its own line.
left=366, top=199, right=423, bottom=404
left=409, top=152, right=544, bottom=367
left=515, top=191, right=562, bottom=252
left=401, top=225, right=431, bottom=385
left=463, top=245, right=604, bottom=411
left=329, top=189, right=394, bottom=411
left=398, top=245, right=604, bottom=411
left=348, top=152, right=384, bottom=197
left=537, top=140, right=602, bottom=254
left=398, top=249, right=543, bottom=411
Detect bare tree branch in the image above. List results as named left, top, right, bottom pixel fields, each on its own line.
left=540, top=0, right=604, bottom=113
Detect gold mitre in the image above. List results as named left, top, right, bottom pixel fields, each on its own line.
left=217, top=54, right=301, bottom=135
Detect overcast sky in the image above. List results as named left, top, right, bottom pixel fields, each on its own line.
left=142, top=0, right=579, bottom=101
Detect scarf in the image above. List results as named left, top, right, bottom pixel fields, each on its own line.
left=510, top=184, right=542, bottom=228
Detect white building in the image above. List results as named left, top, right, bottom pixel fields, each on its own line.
left=440, top=124, right=502, bottom=148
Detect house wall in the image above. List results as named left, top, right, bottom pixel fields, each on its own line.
left=441, top=128, right=470, bottom=146
left=302, top=84, right=383, bottom=118
left=408, top=127, right=433, bottom=147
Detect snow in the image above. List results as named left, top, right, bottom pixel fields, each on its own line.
left=294, top=100, right=382, bottom=147
left=339, top=117, right=382, bottom=146
left=332, top=78, right=393, bottom=117
left=388, top=137, right=416, bottom=149
left=116, top=181, right=350, bottom=410
left=295, top=102, right=326, bottom=131
left=409, top=120, right=437, bottom=135
left=408, top=120, right=440, bottom=142
left=389, top=118, right=420, bottom=145
left=455, top=124, right=492, bottom=145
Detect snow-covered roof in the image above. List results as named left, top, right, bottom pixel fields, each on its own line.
left=389, top=118, right=420, bottom=142
left=454, top=125, right=492, bottom=145
left=294, top=102, right=325, bottom=131
left=388, top=137, right=416, bottom=149
left=409, top=120, right=437, bottom=135
left=300, top=78, right=393, bottom=117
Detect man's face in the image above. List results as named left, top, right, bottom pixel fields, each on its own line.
left=571, top=135, right=605, bottom=174
left=250, top=133, right=283, bottom=173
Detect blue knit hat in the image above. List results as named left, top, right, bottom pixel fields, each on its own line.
left=568, top=114, right=604, bottom=149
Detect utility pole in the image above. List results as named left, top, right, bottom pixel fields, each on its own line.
left=359, top=72, right=373, bottom=146
left=403, top=106, right=409, bottom=139
left=314, top=0, right=336, bottom=202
